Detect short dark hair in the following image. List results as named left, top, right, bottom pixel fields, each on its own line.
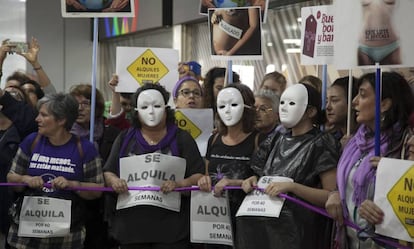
left=22, top=79, right=45, bottom=100
left=6, top=71, right=31, bottom=86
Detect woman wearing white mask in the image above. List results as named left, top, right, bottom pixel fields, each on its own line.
left=197, top=83, right=264, bottom=249
left=103, top=83, right=204, bottom=249
left=238, top=83, right=340, bottom=249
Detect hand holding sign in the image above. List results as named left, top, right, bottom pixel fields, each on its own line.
left=241, top=175, right=258, bottom=193
left=359, top=199, right=384, bottom=225
left=264, top=181, right=295, bottom=197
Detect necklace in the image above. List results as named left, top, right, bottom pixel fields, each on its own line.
left=142, top=129, right=167, bottom=145
left=146, top=138, right=158, bottom=145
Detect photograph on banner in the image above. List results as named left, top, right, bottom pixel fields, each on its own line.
left=175, top=109, right=214, bottom=157
left=61, top=0, right=135, bottom=18
left=334, top=0, right=414, bottom=69
left=199, top=0, right=269, bottom=23
left=190, top=191, right=233, bottom=246
left=116, top=153, right=186, bottom=212
left=115, top=47, right=179, bottom=105
left=236, top=176, right=293, bottom=217
left=300, top=5, right=334, bottom=65
left=209, top=7, right=263, bottom=60
left=373, top=158, right=414, bottom=242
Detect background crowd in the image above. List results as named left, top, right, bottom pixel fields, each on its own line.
left=0, top=38, right=414, bottom=249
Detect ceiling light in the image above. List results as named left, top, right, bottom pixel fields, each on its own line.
left=283, top=39, right=301, bottom=46
left=286, top=48, right=301, bottom=54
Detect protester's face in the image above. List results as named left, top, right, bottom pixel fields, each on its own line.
left=136, top=89, right=166, bottom=127
left=261, top=79, right=285, bottom=96
left=326, top=85, right=347, bottom=126
left=255, top=97, right=278, bottom=132
left=36, top=104, right=61, bottom=137
left=174, top=81, right=203, bottom=109
left=4, top=86, right=25, bottom=102
left=279, top=84, right=308, bottom=128
left=217, top=87, right=244, bottom=127
left=74, top=95, right=91, bottom=127
left=120, top=95, right=133, bottom=113
left=352, top=81, right=376, bottom=129
left=22, top=84, right=38, bottom=107
left=5, top=80, right=20, bottom=88
left=213, top=77, right=225, bottom=103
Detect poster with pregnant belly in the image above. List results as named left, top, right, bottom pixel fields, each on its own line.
left=208, top=7, right=263, bottom=60
left=199, top=0, right=269, bottom=23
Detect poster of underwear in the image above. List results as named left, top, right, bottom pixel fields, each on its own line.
left=199, top=0, right=269, bottom=23
left=209, top=7, right=263, bottom=61
left=334, top=0, right=414, bottom=68
left=61, top=0, right=135, bottom=18
left=300, top=5, right=334, bottom=65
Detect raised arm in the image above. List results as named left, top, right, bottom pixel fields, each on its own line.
left=19, top=37, right=55, bottom=93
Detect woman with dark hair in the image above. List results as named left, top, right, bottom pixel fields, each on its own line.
left=202, top=67, right=240, bottom=111
left=173, top=76, right=203, bottom=109
left=326, top=72, right=414, bottom=249
left=326, top=76, right=358, bottom=142
left=21, top=79, right=45, bottom=107
left=69, top=84, right=120, bottom=249
left=198, top=83, right=264, bottom=249
left=103, top=83, right=204, bottom=248
left=7, top=93, right=104, bottom=249
left=239, top=83, right=339, bottom=249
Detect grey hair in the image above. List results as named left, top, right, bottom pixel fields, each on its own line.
left=254, top=89, right=280, bottom=114
left=37, top=93, right=79, bottom=131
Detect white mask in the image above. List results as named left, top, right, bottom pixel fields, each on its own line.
left=136, top=89, right=165, bottom=127
left=217, top=87, right=245, bottom=126
left=279, top=84, right=308, bottom=128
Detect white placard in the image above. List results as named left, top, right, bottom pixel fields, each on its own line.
left=300, top=5, right=334, bottom=65
left=117, top=153, right=186, bottom=212
left=236, top=176, right=293, bottom=218
left=116, top=47, right=179, bottom=105
left=18, top=196, right=71, bottom=238
left=190, top=191, right=233, bottom=246
left=374, top=158, right=414, bottom=242
left=175, top=109, right=214, bottom=156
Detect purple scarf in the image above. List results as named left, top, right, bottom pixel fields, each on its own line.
left=70, top=117, right=104, bottom=150
left=120, top=123, right=179, bottom=157
left=337, top=124, right=391, bottom=215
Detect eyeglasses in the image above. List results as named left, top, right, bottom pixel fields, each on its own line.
left=179, top=89, right=202, bottom=98
left=256, top=105, right=273, bottom=114
left=78, top=100, right=91, bottom=108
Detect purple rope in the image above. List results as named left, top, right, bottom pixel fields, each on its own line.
left=1, top=183, right=409, bottom=248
